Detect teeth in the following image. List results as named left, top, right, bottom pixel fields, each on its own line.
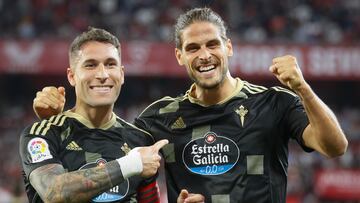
left=91, top=86, right=111, bottom=92
left=199, top=65, right=215, bottom=72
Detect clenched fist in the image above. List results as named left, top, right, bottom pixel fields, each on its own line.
left=33, top=86, right=65, bottom=119
left=269, top=55, right=306, bottom=92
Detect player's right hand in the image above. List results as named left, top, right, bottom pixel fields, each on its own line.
left=33, top=86, right=65, bottom=119
left=138, top=139, right=168, bottom=178
left=177, top=189, right=205, bottom=203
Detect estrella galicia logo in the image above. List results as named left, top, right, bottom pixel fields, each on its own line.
left=182, top=132, right=239, bottom=175
left=79, top=158, right=129, bottom=202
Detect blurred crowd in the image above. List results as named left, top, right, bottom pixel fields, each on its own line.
left=0, top=0, right=359, bottom=44
left=0, top=0, right=359, bottom=203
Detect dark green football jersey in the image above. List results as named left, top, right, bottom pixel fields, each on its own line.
left=20, top=111, right=155, bottom=203
left=135, top=78, right=311, bottom=203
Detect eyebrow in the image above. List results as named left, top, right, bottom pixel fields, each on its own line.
left=206, top=39, right=221, bottom=45
left=82, top=57, right=118, bottom=64
left=82, top=59, right=97, bottom=64
left=184, top=43, right=199, bottom=50
left=184, top=38, right=221, bottom=49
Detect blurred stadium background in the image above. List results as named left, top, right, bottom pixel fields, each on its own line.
left=0, top=0, right=359, bottom=202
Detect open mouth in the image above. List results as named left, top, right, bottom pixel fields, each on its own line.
left=198, top=65, right=216, bottom=73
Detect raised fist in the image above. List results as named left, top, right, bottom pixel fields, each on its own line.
left=33, top=86, right=65, bottom=119
left=269, top=55, right=306, bottom=92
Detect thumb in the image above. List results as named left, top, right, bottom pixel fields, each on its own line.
left=179, top=189, right=189, bottom=199
left=269, top=65, right=278, bottom=75
left=153, top=139, right=169, bottom=152
left=58, top=86, right=66, bottom=97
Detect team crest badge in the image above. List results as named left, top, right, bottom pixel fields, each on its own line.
left=235, top=105, right=248, bottom=127
left=121, top=143, right=131, bottom=155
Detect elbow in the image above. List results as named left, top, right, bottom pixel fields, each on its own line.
left=326, top=137, right=348, bottom=158
left=40, top=185, right=70, bottom=203
left=43, top=199, right=63, bottom=203
left=41, top=193, right=66, bottom=203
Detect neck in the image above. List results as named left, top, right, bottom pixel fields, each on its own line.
left=193, top=73, right=237, bottom=106
left=72, top=104, right=114, bottom=128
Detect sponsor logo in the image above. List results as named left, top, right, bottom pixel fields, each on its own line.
left=182, top=132, right=239, bottom=175
left=171, top=117, right=186, bottom=129
left=66, top=141, right=83, bottom=151
left=79, top=158, right=129, bottom=202
left=27, top=137, right=53, bottom=163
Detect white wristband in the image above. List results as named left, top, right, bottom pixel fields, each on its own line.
left=116, top=148, right=143, bottom=179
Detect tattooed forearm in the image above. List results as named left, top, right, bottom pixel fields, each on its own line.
left=30, top=160, right=125, bottom=203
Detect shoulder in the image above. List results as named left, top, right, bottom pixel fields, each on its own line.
left=268, top=86, right=300, bottom=106
left=270, top=86, right=298, bottom=98
left=23, top=114, right=70, bottom=137
left=241, top=80, right=268, bottom=95
left=115, top=116, right=154, bottom=142
left=242, top=80, right=297, bottom=99
left=19, top=114, right=70, bottom=162
left=139, top=95, right=186, bottom=117
left=241, top=81, right=297, bottom=98
left=239, top=81, right=300, bottom=111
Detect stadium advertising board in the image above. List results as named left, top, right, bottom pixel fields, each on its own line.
left=315, top=169, right=360, bottom=200
left=0, top=41, right=359, bottom=80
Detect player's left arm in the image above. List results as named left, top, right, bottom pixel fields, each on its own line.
left=270, top=55, right=348, bottom=157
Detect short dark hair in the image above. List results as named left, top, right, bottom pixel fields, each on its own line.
left=174, top=7, right=228, bottom=49
left=69, top=27, right=120, bottom=67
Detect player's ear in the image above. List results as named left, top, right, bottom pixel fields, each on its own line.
left=175, top=48, right=184, bottom=66
left=120, top=65, right=125, bottom=85
left=67, top=67, right=75, bottom=87
left=226, top=38, right=233, bottom=57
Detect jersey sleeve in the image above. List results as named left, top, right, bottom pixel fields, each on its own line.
left=123, top=123, right=155, bottom=147
left=134, top=97, right=170, bottom=134
left=136, top=176, right=160, bottom=203
left=19, top=121, right=63, bottom=179
left=279, top=91, right=312, bottom=152
left=134, top=111, right=154, bottom=135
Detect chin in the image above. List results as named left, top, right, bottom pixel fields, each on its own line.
left=196, top=80, right=221, bottom=89
left=88, top=100, right=115, bottom=108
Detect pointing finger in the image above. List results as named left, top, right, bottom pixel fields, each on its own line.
left=153, top=139, right=169, bottom=152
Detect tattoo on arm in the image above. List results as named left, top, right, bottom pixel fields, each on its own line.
left=30, top=160, right=124, bottom=203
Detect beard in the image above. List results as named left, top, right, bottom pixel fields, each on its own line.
left=191, top=72, right=225, bottom=89
left=188, top=57, right=228, bottom=90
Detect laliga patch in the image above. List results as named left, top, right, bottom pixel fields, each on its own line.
left=27, top=137, right=53, bottom=163
left=182, top=132, right=239, bottom=175
left=80, top=158, right=129, bottom=202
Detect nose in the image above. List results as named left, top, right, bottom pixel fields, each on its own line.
left=95, top=64, right=109, bottom=80
left=198, top=47, right=212, bottom=61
